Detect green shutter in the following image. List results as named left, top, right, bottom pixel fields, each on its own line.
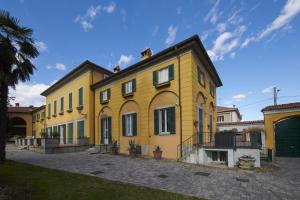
left=168, top=107, right=176, bottom=134
left=154, top=109, right=159, bottom=135
left=60, top=97, right=64, bottom=112
left=121, top=83, right=125, bottom=96
left=122, top=115, right=126, bottom=136
left=132, top=79, right=136, bottom=92
left=198, top=108, right=203, bottom=133
left=77, top=120, right=84, bottom=138
left=153, top=71, right=157, bottom=86
left=54, top=101, right=57, bottom=114
left=68, top=123, right=73, bottom=144
left=79, top=87, right=83, bottom=106
left=132, top=113, right=137, bottom=136
left=108, top=117, right=112, bottom=143
left=100, top=118, right=104, bottom=144
left=100, top=91, right=103, bottom=103
left=69, top=93, right=72, bottom=109
left=107, top=89, right=111, bottom=100
left=48, top=104, right=51, bottom=117
left=169, top=64, right=174, bottom=80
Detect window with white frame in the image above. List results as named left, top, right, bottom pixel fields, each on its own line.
left=124, top=114, right=133, bottom=136
left=125, top=81, right=133, bottom=94
left=159, top=108, right=169, bottom=134
left=158, top=68, right=169, bottom=84
left=102, top=90, right=108, bottom=101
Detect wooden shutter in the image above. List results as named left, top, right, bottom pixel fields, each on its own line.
left=69, top=93, right=72, bottom=109
left=169, top=64, right=174, bottom=80
left=121, top=83, right=125, bottom=96
left=153, top=71, right=157, bottom=86
left=132, top=79, right=136, bottom=92
left=168, top=107, right=176, bottom=134
left=54, top=101, right=57, bottom=114
left=122, top=115, right=126, bottom=136
left=100, top=118, right=104, bottom=144
left=154, top=109, right=159, bottom=135
left=61, top=97, right=64, bottom=112
left=198, top=108, right=203, bottom=133
left=107, top=89, right=111, bottom=100
left=79, top=88, right=83, bottom=106
left=132, top=113, right=137, bottom=136
left=108, top=117, right=112, bottom=143
left=68, top=123, right=73, bottom=144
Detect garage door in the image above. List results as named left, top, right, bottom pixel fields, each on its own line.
left=275, top=117, right=300, bottom=157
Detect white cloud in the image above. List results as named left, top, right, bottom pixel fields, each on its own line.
left=103, top=2, right=116, bottom=14
left=232, top=94, right=246, bottom=101
left=165, top=25, right=178, bottom=46
left=230, top=52, right=236, bottom=59
left=47, top=63, right=66, bottom=71
left=262, top=86, right=275, bottom=93
left=216, top=23, right=226, bottom=33
left=9, top=82, right=49, bottom=107
left=74, top=2, right=116, bottom=31
left=118, top=55, right=134, bottom=66
left=35, top=41, right=48, bottom=52
left=152, top=25, right=159, bottom=36
left=204, top=0, right=222, bottom=24
left=259, top=0, right=300, bottom=39
left=241, top=36, right=256, bottom=48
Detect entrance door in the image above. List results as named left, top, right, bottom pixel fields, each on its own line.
left=275, top=117, right=300, bottom=157
left=101, top=117, right=112, bottom=144
left=59, top=124, right=66, bottom=145
left=198, top=107, right=204, bottom=144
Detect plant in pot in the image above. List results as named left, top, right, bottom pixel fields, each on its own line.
left=111, top=140, right=119, bottom=155
left=238, top=155, right=256, bottom=169
left=153, top=146, right=163, bottom=160
left=128, top=139, right=136, bottom=157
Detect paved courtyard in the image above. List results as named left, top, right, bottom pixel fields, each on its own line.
left=6, top=144, right=300, bottom=200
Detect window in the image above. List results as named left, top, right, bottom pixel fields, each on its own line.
left=60, top=97, right=64, bottom=113
left=77, top=120, right=84, bottom=139
left=68, top=122, right=73, bottom=144
left=54, top=100, right=57, bottom=115
left=210, top=82, right=215, bottom=97
left=68, top=92, right=72, bottom=110
left=154, top=107, right=176, bottom=135
left=48, top=103, right=51, bottom=118
left=197, top=66, right=206, bottom=87
left=217, top=116, right=224, bottom=122
left=122, top=113, right=137, bottom=136
left=122, top=79, right=136, bottom=96
left=100, top=89, right=110, bottom=103
left=78, top=87, right=83, bottom=107
left=103, top=74, right=109, bottom=79
left=153, top=64, right=174, bottom=86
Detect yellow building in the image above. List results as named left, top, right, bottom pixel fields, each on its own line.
left=40, top=60, right=112, bottom=145
left=92, top=35, right=222, bottom=159
left=12, top=35, right=222, bottom=159
left=262, top=102, right=300, bottom=158
left=32, top=105, right=46, bottom=137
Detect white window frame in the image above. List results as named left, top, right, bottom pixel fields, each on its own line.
left=125, top=81, right=133, bottom=94
left=124, top=114, right=133, bottom=136
left=158, top=108, right=170, bottom=135
left=158, top=68, right=169, bottom=84
left=102, top=90, right=108, bottom=102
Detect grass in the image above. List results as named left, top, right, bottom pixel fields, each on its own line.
left=0, top=161, right=201, bottom=200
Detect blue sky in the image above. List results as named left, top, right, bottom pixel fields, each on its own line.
left=2, top=0, right=300, bottom=120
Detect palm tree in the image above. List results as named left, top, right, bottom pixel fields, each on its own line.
left=0, top=10, right=39, bottom=162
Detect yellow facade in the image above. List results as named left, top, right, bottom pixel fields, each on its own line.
left=32, top=106, right=46, bottom=137
left=8, top=112, right=33, bottom=137
left=263, top=110, right=300, bottom=150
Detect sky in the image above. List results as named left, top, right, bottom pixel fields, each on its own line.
left=2, top=0, right=300, bottom=120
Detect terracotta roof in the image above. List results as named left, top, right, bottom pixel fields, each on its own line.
left=216, top=106, right=242, bottom=120
left=262, top=102, right=300, bottom=112
left=32, top=105, right=45, bottom=113
left=217, top=120, right=264, bottom=126
left=92, top=35, right=222, bottom=89
left=41, top=60, right=113, bottom=96
left=7, top=106, right=36, bottom=113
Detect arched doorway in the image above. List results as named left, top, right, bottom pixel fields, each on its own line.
left=275, top=116, right=300, bottom=157
left=8, top=117, right=27, bottom=138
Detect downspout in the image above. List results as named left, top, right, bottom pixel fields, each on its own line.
left=92, top=70, right=96, bottom=146
left=175, top=46, right=183, bottom=158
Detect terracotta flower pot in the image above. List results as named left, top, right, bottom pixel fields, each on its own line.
left=153, top=151, right=162, bottom=160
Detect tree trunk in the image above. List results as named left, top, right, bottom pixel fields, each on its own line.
left=0, top=82, right=8, bottom=163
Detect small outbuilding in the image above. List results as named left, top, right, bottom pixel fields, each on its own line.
left=262, top=102, right=300, bottom=158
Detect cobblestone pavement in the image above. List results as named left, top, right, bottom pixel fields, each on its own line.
left=6, top=145, right=300, bottom=200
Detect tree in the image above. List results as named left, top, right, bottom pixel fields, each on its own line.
left=0, top=10, right=39, bottom=162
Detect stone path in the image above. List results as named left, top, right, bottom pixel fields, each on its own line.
left=6, top=145, right=300, bottom=200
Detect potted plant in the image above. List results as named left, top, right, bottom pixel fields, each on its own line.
left=128, top=140, right=136, bottom=157
left=111, top=140, right=119, bottom=155
left=238, top=155, right=256, bottom=169
left=153, top=146, right=163, bottom=160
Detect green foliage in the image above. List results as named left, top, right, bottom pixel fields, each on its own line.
left=243, top=127, right=264, bottom=134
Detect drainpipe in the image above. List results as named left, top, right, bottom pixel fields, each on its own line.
left=92, top=70, right=95, bottom=146
left=175, top=46, right=183, bottom=158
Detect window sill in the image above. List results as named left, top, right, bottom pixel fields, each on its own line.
left=155, top=81, right=170, bottom=88
left=76, top=106, right=83, bottom=111
left=67, top=109, right=73, bottom=113
left=52, top=114, right=57, bottom=118
left=123, top=135, right=135, bottom=137
left=100, top=100, right=109, bottom=104
left=59, top=112, right=64, bottom=115
left=123, top=92, right=134, bottom=98
left=47, top=117, right=51, bottom=119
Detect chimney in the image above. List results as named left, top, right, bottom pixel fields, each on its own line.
left=233, top=105, right=236, bottom=108
left=141, top=48, right=152, bottom=60
left=113, top=65, right=120, bottom=73
left=15, top=103, right=19, bottom=107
